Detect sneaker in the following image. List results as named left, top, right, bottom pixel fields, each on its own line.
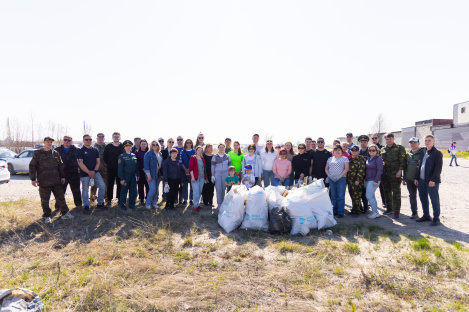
left=189, top=200, right=193, bottom=205
left=163, top=205, right=174, bottom=211
left=430, top=218, right=441, bottom=226
left=192, top=206, right=200, bottom=212
left=61, top=212, right=75, bottom=220
left=368, top=212, right=381, bottom=219
left=456, top=164, right=459, bottom=166
left=83, top=206, right=91, bottom=215
left=183, top=200, right=188, bottom=205
left=97, top=204, right=107, bottom=210
left=145, top=206, right=152, bottom=210
left=153, top=204, right=159, bottom=209
left=410, top=213, right=418, bottom=219
left=44, top=217, right=52, bottom=224
left=416, top=215, right=432, bottom=222
left=394, top=212, right=400, bottom=219
left=384, top=209, right=393, bottom=215
left=139, top=199, right=145, bottom=205
left=449, top=165, right=453, bottom=167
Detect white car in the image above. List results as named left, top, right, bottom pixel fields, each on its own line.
left=7, top=149, right=36, bottom=174
left=0, top=159, right=10, bottom=184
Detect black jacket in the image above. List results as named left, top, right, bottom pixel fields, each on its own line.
left=103, top=143, right=124, bottom=169
left=55, top=145, right=79, bottom=176
left=292, top=153, right=311, bottom=179
left=415, top=146, right=443, bottom=184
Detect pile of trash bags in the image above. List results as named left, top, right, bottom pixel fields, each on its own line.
left=0, top=288, right=45, bottom=311
left=218, top=179, right=337, bottom=236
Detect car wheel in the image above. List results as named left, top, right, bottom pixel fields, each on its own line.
left=8, top=163, right=16, bottom=174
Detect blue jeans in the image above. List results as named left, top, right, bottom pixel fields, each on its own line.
left=191, top=178, right=205, bottom=207
left=146, top=176, right=160, bottom=208
left=450, top=155, right=458, bottom=166
left=81, top=173, right=105, bottom=206
left=289, top=172, right=295, bottom=186
left=182, top=175, right=193, bottom=201
left=418, top=179, right=440, bottom=219
left=263, top=170, right=275, bottom=187
left=365, top=180, right=380, bottom=213
left=329, top=177, right=346, bottom=215
left=273, top=177, right=290, bottom=187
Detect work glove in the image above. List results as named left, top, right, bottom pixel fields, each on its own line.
left=211, top=176, right=216, bottom=183
left=164, top=184, right=170, bottom=193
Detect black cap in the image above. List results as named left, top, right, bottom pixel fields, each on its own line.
left=225, top=138, right=231, bottom=141
left=346, top=133, right=353, bottom=137
left=44, top=136, right=54, bottom=142
left=123, top=140, right=133, bottom=147
left=350, top=145, right=360, bottom=151
left=358, top=135, right=369, bottom=142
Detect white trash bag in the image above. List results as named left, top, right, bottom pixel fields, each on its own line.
left=285, top=194, right=318, bottom=236
left=265, top=185, right=287, bottom=211
left=0, top=288, right=44, bottom=311
left=218, top=185, right=248, bottom=233
left=304, top=178, right=325, bottom=196
left=310, top=188, right=336, bottom=229
left=240, top=186, right=269, bottom=231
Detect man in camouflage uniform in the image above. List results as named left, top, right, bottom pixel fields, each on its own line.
left=346, top=145, right=366, bottom=216
left=90, top=132, right=107, bottom=201
left=380, top=132, right=406, bottom=219
left=29, top=137, right=75, bottom=223
left=358, top=135, right=370, bottom=213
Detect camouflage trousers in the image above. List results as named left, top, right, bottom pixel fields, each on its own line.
left=347, top=182, right=363, bottom=214
left=382, top=176, right=401, bottom=213
left=39, top=184, right=69, bottom=217
left=90, top=169, right=107, bottom=200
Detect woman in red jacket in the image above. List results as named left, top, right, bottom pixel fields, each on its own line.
left=189, top=146, right=207, bottom=212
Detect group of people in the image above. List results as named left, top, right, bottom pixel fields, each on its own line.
left=28, top=131, right=444, bottom=226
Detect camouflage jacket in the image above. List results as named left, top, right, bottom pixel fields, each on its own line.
left=29, top=148, right=65, bottom=186
left=346, top=155, right=366, bottom=184
left=94, top=143, right=107, bottom=171
left=380, top=143, right=406, bottom=177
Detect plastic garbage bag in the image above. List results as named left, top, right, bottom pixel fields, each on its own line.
left=218, top=185, right=248, bottom=233
left=268, top=207, right=292, bottom=234
left=241, top=186, right=269, bottom=231
left=265, top=186, right=287, bottom=211
left=285, top=195, right=318, bottom=236
left=310, top=188, right=336, bottom=229
left=304, top=178, right=325, bottom=195
left=0, top=288, right=44, bottom=311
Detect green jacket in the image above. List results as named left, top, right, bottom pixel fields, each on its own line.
left=29, top=148, right=65, bottom=186
left=381, top=143, right=406, bottom=177
left=347, top=155, right=366, bottom=184
left=118, top=153, right=139, bottom=180
left=403, top=148, right=424, bottom=181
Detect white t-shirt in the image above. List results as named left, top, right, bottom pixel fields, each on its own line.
left=255, top=144, right=264, bottom=156
left=261, top=150, right=279, bottom=171
left=242, top=174, right=256, bottom=189
left=244, top=154, right=257, bottom=175
left=449, top=145, right=457, bottom=156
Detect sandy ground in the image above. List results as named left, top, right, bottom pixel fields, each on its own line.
left=1, top=158, right=468, bottom=243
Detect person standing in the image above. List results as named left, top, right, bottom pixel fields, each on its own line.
left=158, top=137, right=165, bottom=150
left=55, top=135, right=82, bottom=209
left=90, top=133, right=107, bottom=201
left=273, top=149, right=292, bottom=186
left=449, top=142, right=459, bottom=166
left=380, top=132, right=406, bottom=219
left=103, top=132, right=124, bottom=205
left=371, top=134, right=386, bottom=208
left=311, top=137, right=332, bottom=183
left=224, top=138, right=232, bottom=153
left=162, top=148, right=185, bottom=210
left=325, top=145, right=349, bottom=218
left=415, top=135, right=443, bottom=226
left=195, top=132, right=205, bottom=148
left=345, top=133, right=356, bottom=154
left=77, top=134, right=106, bottom=214
left=346, top=146, right=366, bottom=217
left=161, top=138, right=175, bottom=201
left=292, top=143, right=311, bottom=185
left=144, top=140, right=163, bottom=209
left=189, top=146, right=207, bottom=212
left=228, top=141, right=244, bottom=180
left=135, top=139, right=149, bottom=205
left=284, top=141, right=295, bottom=186
left=29, top=137, right=74, bottom=223
left=242, top=144, right=263, bottom=186
left=252, top=134, right=263, bottom=156
left=364, top=144, right=384, bottom=219
left=261, top=140, right=279, bottom=187
left=305, top=137, right=315, bottom=179
left=118, top=140, right=139, bottom=210
left=211, top=143, right=231, bottom=210
left=403, top=137, right=424, bottom=219
left=202, top=144, right=215, bottom=207
left=175, top=136, right=185, bottom=204
left=311, top=140, right=317, bottom=151
left=131, top=137, right=141, bottom=154
left=357, top=135, right=370, bottom=213
left=181, top=139, right=195, bottom=205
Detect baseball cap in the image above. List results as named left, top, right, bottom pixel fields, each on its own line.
left=409, top=137, right=419, bottom=143
left=158, top=137, right=164, bottom=141
left=350, top=145, right=359, bottom=152
left=346, top=132, right=353, bottom=137
left=43, top=136, right=54, bottom=142
left=245, top=165, right=252, bottom=170
left=97, top=133, right=105, bottom=137
left=225, top=138, right=231, bottom=141
left=279, top=149, right=287, bottom=154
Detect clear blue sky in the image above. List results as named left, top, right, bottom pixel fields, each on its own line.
left=1, top=1, right=468, bottom=144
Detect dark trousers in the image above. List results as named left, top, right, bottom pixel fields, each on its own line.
left=107, top=167, right=121, bottom=203
left=40, top=185, right=69, bottom=217
left=418, top=179, right=440, bottom=219
left=55, top=174, right=82, bottom=209
left=202, top=180, right=215, bottom=205
left=137, top=169, right=149, bottom=200
left=167, top=179, right=180, bottom=207
left=379, top=182, right=386, bottom=206
left=405, top=179, right=418, bottom=215
left=120, top=175, right=137, bottom=209
left=360, top=186, right=369, bottom=212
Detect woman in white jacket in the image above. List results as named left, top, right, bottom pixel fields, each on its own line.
left=261, top=140, right=279, bottom=187
left=242, top=144, right=263, bottom=186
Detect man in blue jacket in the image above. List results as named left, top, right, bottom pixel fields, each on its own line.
left=414, top=135, right=443, bottom=226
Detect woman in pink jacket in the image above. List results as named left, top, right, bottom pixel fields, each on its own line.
left=273, top=149, right=292, bottom=186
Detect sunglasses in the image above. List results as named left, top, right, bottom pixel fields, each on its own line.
left=159, top=140, right=164, bottom=142
left=372, top=137, right=378, bottom=139
left=168, top=141, right=174, bottom=143
left=275, top=146, right=281, bottom=149
left=248, top=148, right=255, bottom=150
left=152, top=144, right=158, bottom=146
left=177, top=139, right=183, bottom=141
left=83, top=138, right=92, bottom=141
left=266, top=141, right=273, bottom=143
left=198, top=137, right=204, bottom=139
left=369, top=149, right=377, bottom=152
left=298, top=147, right=305, bottom=149
left=64, top=139, right=72, bottom=142
left=317, top=141, right=324, bottom=143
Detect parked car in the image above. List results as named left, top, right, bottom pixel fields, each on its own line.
left=7, top=149, right=36, bottom=174
left=0, top=159, right=10, bottom=184
left=34, top=144, right=57, bottom=149
left=0, top=149, right=17, bottom=160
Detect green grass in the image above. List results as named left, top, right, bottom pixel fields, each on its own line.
left=441, top=149, right=469, bottom=159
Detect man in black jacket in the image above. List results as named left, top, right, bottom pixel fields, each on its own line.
left=414, top=135, right=443, bottom=226
left=55, top=135, right=82, bottom=209
left=103, top=132, right=124, bottom=205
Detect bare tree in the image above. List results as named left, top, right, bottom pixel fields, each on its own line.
left=30, top=111, right=35, bottom=143
left=371, top=113, right=387, bottom=134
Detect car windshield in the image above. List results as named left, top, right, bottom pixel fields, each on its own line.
left=0, top=151, right=16, bottom=158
